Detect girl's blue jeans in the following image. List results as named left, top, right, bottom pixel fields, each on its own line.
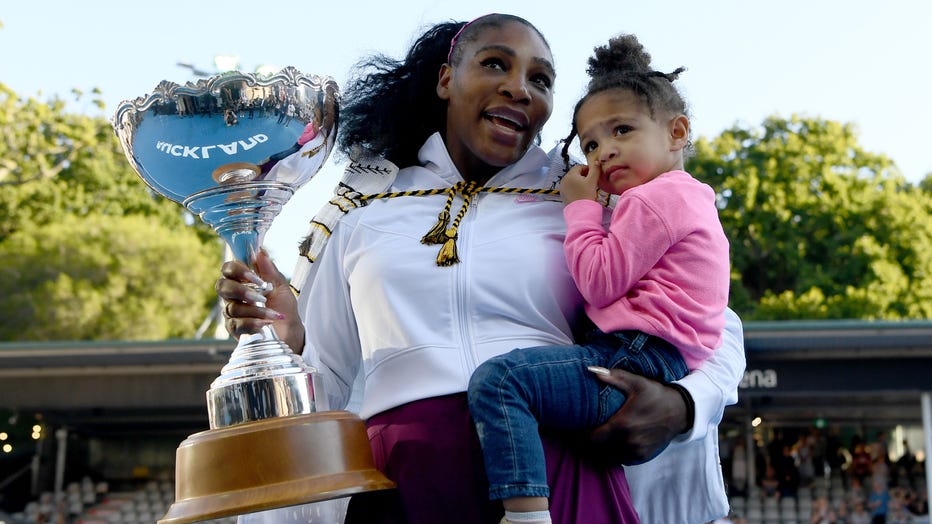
left=467, top=328, right=688, bottom=501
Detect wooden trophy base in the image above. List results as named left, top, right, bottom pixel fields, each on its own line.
left=158, top=411, right=394, bottom=524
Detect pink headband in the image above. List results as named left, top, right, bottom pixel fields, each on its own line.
left=447, top=14, right=495, bottom=63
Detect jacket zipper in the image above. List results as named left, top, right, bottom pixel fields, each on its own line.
left=457, top=194, right=481, bottom=375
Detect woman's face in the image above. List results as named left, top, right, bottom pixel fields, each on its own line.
left=437, top=22, right=555, bottom=180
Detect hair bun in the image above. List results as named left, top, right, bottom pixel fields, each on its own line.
left=587, top=34, right=652, bottom=80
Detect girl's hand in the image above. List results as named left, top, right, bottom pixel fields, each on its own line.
left=560, top=162, right=601, bottom=205
left=214, top=251, right=305, bottom=354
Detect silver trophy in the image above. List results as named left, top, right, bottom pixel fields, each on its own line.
left=113, top=67, right=393, bottom=524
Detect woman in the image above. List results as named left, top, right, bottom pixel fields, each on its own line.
left=218, top=13, right=745, bottom=524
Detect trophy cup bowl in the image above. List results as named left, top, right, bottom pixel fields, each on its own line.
left=112, top=67, right=393, bottom=523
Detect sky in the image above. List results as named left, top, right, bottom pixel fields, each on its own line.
left=3, top=1, right=931, bottom=276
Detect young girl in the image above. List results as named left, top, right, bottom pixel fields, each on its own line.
left=468, top=33, right=731, bottom=524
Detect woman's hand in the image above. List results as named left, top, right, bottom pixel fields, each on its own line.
left=588, top=368, right=690, bottom=465
left=215, top=251, right=305, bottom=354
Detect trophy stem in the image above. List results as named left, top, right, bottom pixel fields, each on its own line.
left=181, top=183, right=325, bottom=430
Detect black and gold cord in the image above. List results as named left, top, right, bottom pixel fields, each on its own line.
left=359, top=183, right=560, bottom=266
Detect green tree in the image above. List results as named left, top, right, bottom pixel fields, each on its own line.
left=689, top=114, right=932, bottom=320
left=0, top=214, right=219, bottom=340
left=0, top=83, right=221, bottom=340
left=919, top=173, right=932, bottom=195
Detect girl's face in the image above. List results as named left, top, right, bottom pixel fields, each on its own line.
left=576, top=89, right=688, bottom=195
left=437, top=22, right=555, bottom=181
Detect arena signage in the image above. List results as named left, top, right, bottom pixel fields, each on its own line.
left=739, top=368, right=778, bottom=389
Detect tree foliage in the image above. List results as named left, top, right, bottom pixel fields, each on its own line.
left=919, top=173, right=932, bottom=195
left=0, top=214, right=219, bottom=340
left=689, top=115, right=932, bottom=320
left=0, top=83, right=221, bottom=340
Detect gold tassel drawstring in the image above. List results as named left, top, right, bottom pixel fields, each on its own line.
left=421, top=208, right=452, bottom=245
left=436, top=227, right=459, bottom=266
left=421, top=181, right=471, bottom=245
left=363, top=182, right=560, bottom=266
left=432, top=181, right=478, bottom=265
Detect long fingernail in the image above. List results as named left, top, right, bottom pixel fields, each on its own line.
left=245, top=290, right=267, bottom=304
left=587, top=366, right=610, bottom=376
left=264, top=309, right=286, bottom=321
left=244, top=270, right=269, bottom=289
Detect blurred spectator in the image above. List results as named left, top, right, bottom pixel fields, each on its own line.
left=777, top=444, right=801, bottom=498
left=905, top=485, right=927, bottom=517
left=836, top=500, right=851, bottom=524
left=812, top=428, right=828, bottom=481
left=893, top=440, right=916, bottom=490
left=796, top=433, right=816, bottom=488
left=887, top=497, right=913, bottom=523
left=731, top=439, right=749, bottom=497
left=871, top=432, right=891, bottom=467
left=847, top=477, right=868, bottom=508
left=811, top=495, right=839, bottom=523
left=872, top=454, right=890, bottom=488
left=851, top=443, right=873, bottom=487
left=850, top=500, right=872, bottom=524
left=755, top=437, right=769, bottom=487
left=896, top=440, right=915, bottom=472
left=867, top=478, right=890, bottom=523
left=827, top=427, right=848, bottom=483
left=762, top=465, right=781, bottom=500
left=768, top=430, right=789, bottom=469
left=720, top=433, right=734, bottom=489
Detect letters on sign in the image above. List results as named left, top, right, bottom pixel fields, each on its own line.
left=739, top=369, right=778, bottom=389
left=155, top=134, right=269, bottom=159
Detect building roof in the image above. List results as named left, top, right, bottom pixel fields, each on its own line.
left=1, top=319, right=930, bottom=435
